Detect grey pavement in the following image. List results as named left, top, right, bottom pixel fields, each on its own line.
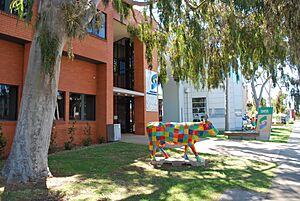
left=121, top=133, right=148, bottom=145
left=265, top=121, right=300, bottom=201
left=219, top=189, right=264, bottom=201
left=121, top=122, right=300, bottom=201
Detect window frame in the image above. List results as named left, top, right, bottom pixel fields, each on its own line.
left=192, top=97, right=207, bottom=121
left=55, top=90, right=65, bottom=121
left=0, top=0, right=29, bottom=18
left=0, top=0, right=10, bottom=13
left=69, top=92, right=96, bottom=121
left=87, top=11, right=107, bottom=40
left=0, top=83, right=18, bottom=121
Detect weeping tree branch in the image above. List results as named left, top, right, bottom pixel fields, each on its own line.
left=149, top=7, right=165, bottom=32
left=130, top=6, right=138, bottom=22
left=122, top=0, right=153, bottom=6
left=184, top=0, right=208, bottom=10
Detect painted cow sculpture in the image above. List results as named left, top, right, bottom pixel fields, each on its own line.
left=146, top=121, right=218, bottom=161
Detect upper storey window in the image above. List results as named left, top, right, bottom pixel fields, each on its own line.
left=0, top=0, right=29, bottom=18
left=87, top=12, right=107, bottom=39
left=0, top=0, right=10, bottom=13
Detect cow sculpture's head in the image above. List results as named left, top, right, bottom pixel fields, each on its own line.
left=192, top=121, right=219, bottom=137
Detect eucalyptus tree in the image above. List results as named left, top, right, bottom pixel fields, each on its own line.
left=4, top=0, right=300, bottom=187
left=250, top=70, right=272, bottom=112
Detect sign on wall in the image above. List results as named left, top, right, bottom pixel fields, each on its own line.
left=146, top=69, right=158, bottom=112
left=257, top=107, right=273, bottom=140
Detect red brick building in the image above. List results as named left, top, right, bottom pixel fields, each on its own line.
left=0, top=1, right=158, bottom=156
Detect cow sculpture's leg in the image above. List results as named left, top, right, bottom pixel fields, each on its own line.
left=190, top=144, right=201, bottom=162
left=184, top=145, right=189, bottom=160
left=151, top=141, right=158, bottom=161
left=159, top=144, right=169, bottom=159
left=152, top=149, right=156, bottom=161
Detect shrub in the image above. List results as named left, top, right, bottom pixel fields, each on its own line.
left=82, top=138, right=92, bottom=146
left=98, top=136, right=105, bottom=144
left=64, top=141, right=73, bottom=150
left=288, top=119, right=294, bottom=124
left=82, top=123, right=92, bottom=146
left=0, top=124, right=7, bottom=159
left=64, top=121, right=76, bottom=150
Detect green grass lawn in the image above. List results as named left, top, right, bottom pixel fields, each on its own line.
left=203, top=130, right=228, bottom=140
left=208, top=125, right=293, bottom=143
left=0, top=142, right=276, bottom=201
left=270, top=125, right=293, bottom=143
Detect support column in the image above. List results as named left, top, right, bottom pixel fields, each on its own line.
left=96, top=3, right=114, bottom=141
left=134, top=38, right=159, bottom=135
left=134, top=38, right=146, bottom=135
left=96, top=63, right=113, bottom=141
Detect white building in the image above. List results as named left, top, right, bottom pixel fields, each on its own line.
left=163, top=75, right=246, bottom=130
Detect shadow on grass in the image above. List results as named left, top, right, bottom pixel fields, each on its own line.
left=112, top=155, right=275, bottom=201
left=46, top=143, right=275, bottom=200
left=0, top=177, right=65, bottom=201
left=0, top=142, right=277, bottom=201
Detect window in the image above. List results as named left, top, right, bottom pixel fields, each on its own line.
left=69, top=93, right=95, bottom=121
left=113, top=38, right=134, bottom=90
left=0, top=84, right=18, bottom=121
left=209, top=108, right=225, bottom=118
left=87, top=12, right=106, bottom=39
left=55, top=91, right=65, bottom=120
left=0, top=0, right=10, bottom=13
left=0, top=0, right=28, bottom=17
left=192, top=97, right=206, bottom=121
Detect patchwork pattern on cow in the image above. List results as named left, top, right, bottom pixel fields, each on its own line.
left=147, top=121, right=218, bottom=161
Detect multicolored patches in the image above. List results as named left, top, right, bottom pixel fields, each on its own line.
left=147, top=121, right=218, bottom=152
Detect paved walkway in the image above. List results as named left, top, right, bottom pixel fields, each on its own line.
left=220, top=121, right=300, bottom=201
left=264, top=121, right=300, bottom=201
left=121, top=122, right=300, bottom=201
left=121, top=134, right=148, bottom=145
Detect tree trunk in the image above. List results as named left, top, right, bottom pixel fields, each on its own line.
left=2, top=0, right=102, bottom=185
left=251, top=75, right=271, bottom=112
left=2, top=1, right=66, bottom=185
left=268, top=79, right=272, bottom=106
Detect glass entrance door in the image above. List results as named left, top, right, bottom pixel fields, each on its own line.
left=114, top=96, right=135, bottom=133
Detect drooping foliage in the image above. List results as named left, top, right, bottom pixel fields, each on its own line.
left=10, top=0, right=300, bottom=89
left=37, top=23, right=60, bottom=77
left=126, top=0, right=299, bottom=89
left=274, top=90, right=288, bottom=113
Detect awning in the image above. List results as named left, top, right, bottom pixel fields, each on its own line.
left=113, top=87, right=144, bottom=97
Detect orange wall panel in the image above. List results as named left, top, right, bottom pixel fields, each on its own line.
left=0, top=40, right=23, bottom=85
left=0, top=12, right=34, bottom=42
left=70, top=36, right=108, bottom=63
left=59, top=57, right=97, bottom=95
left=53, top=121, right=97, bottom=148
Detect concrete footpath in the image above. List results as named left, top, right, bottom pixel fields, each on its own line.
left=264, top=121, right=300, bottom=201
left=216, top=121, right=300, bottom=201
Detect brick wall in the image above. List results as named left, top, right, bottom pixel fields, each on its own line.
left=0, top=2, right=158, bottom=157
